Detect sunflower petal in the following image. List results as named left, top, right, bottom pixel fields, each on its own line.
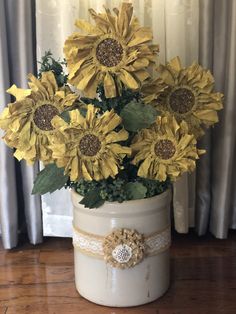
left=86, top=105, right=99, bottom=126
left=14, top=149, right=25, bottom=162
left=128, top=27, right=153, bottom=47
left=138, top=157, right=152, bottom=178
left=119, top=69, right=139, bottom=89
left=41, top=71, right=58, bottom=94
left=105, top=128, right=129, bottom=143
left=104, top=72, right=116, bottom=98
left=116, top=2, right=133, bottom=36
left=75, top=19, right=103, bottom=35
left=168, top=56, right=182, bottom=72
left=68, top=59, right=88, bottom=80
left=28, top=73, right=48, bottom=97
left=99, top=110, right=121, bottom=134
left=194, top=109, right=219, bottom=123
left=7, top=85, right=31, bottom=101
left=88, top=9, right=109, bottom=32
left=77, top=68, right=96, bottom=90
left=110, top=143, right=131, bottom=155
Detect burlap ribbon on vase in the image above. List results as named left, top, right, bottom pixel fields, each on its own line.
left=73, top=225, right=171, bottom=269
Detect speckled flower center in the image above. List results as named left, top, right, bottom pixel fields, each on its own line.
left=169, top=88, right=195, bottom=114
left=33, top=104, right=59, bottom=131
left=96, top=38, right=123, bottom=67
left=155, top=139, right=176, bottom=160
left=79, top=134, right=101, bottom=157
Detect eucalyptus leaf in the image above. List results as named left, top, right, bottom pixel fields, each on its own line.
left=79, top=107, right=87, bottom=117
left=79, top=188, right=105, bottom=209
left=125, top=182, right=147, bottom=200
left=32, top=163, right=68, bottom=195
left=60, top=111, right=70, bottom=123
left=120, top=100, right=158, bottom=132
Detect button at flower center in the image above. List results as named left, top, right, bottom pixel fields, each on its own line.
left=79, top=134, right=101, bottom=157
left=96, top=38, right=123, bottom=67
left=33, top=104, right=59, bottom=131
left=169, top=87, right=195, bottom=114
left=155, top=139, right=176, bottom=160
left=112, top=244, right=132, bottom=263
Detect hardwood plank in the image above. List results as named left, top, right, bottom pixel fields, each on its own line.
left=36, top=237, right=72, bottom=251
left=0, top=250, right=39, bottom=267
left=171, top=244, right=236, bottom=258
left=0, top=265, right=73, bottom=285
left=5, top=303, right=158, bottom=314
left=171, top=232, right=236, bottom=258
left=0, top=282, right=80, bottom=307
left=39, top=249, right=73, bottom=265
left=171, top=230, right=236, bottom=247
left=146, top=280, right=236, bottom=311
left=5, top=305, right=236, bottom=314
left=171, top=256, right=236, bottom=280
left=0, top=279, right=236, bottom=309
left=158, top=310, right=236, bottom=314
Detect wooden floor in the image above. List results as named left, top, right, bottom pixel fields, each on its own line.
left=0, top=231, right=236, bottom=314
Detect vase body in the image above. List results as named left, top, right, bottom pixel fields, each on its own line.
left=71, top=189, right=171, bottom=307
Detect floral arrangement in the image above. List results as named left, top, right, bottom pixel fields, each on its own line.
left=0, top=3, right=223, bottom=208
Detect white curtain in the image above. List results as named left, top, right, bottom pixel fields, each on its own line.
left=36, top=0, right=199, bottom=237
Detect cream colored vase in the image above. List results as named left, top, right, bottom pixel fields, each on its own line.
left=71, top=189, right=171, bottom=307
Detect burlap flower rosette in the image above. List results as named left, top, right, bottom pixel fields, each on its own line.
left=103, top=228, right=145, bottom=269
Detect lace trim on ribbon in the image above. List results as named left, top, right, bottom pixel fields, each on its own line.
left=73, top=225, right=171, bottom=261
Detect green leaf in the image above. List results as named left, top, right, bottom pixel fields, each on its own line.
left=79, top=188, right=105, bottom=209
left=79, top=107, right=87, bottom=117
left=37, top=50, right=67, bottom=86
left=60, top=111, right=70, bottom=123
left=125, top=182, right=147, bottom=200
left=32, top=163, right=69, bottom=195
left=120, top=100, right=158, bottom=132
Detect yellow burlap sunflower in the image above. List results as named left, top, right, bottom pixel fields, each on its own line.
left=64, top=2, right=158, bottom=98
left=141, top=57, right=223, bottom=137
left=0, top=71, right=78, bottom=164
left=131, top=115, right=205, bottom=181
left=50, top=105, right=131, bottom=181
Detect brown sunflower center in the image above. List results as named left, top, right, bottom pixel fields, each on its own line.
left=79, top=134, right=101, bottom=157
left=155, top=139, right=176, bottom=160
left=33, top=104, right=59, bottom=131
left=96, top=38, right=123, bottom=67
left=169, top=88, right=195, bottom=114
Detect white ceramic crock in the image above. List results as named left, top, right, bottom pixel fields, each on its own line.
left=71, top=189, right=171, bottom=307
